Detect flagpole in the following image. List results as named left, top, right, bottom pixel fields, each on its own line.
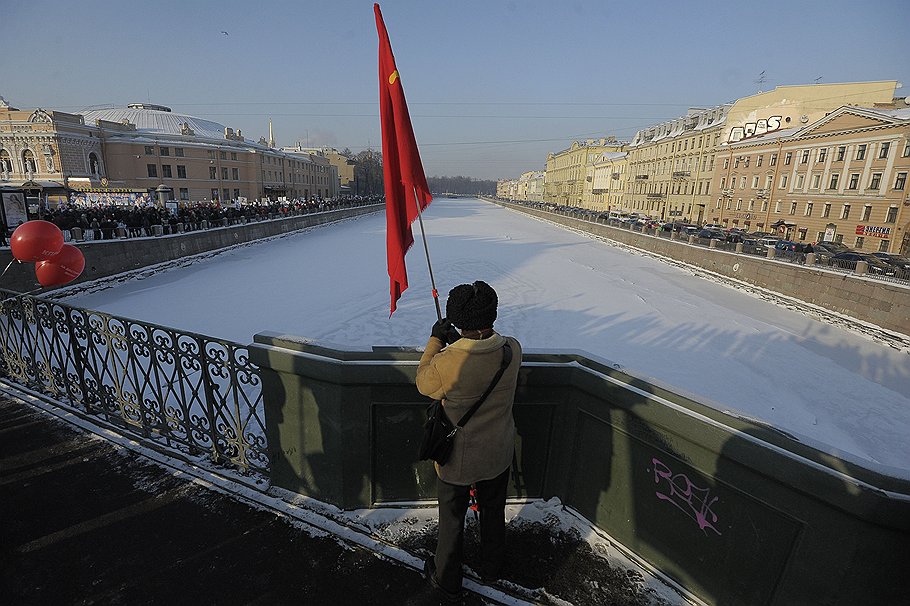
left=412, top=187, right=442, bottom=321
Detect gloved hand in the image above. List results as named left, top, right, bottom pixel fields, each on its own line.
left=431, top=318, right=460, bottom=344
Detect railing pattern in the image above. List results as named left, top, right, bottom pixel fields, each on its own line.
left=0, top=288, right=268, bottom=475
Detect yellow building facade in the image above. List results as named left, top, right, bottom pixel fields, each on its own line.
left=545, top=138, right=623, bottom=207
left=710, top=104, right=910, bottom=254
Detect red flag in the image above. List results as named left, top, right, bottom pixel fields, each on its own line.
left=375, top=3, right=433, bottom=316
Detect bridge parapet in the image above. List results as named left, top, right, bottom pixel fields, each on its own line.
left=251, top=332, right=910, bottom=606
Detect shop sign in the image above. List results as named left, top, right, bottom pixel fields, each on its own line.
left=855, top=225, right=891, bottom=239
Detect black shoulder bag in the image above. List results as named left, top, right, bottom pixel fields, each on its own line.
left=418, top=342, right=513, bottom=466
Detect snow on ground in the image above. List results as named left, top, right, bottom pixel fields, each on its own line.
left=62, top=197, right=910, bottom=474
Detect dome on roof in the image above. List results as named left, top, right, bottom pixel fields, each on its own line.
left=78, top=106, right=229, bottom=140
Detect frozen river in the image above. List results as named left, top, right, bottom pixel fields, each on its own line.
left=63, top=197, right=910, bottom=474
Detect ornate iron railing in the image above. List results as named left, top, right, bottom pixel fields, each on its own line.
left=0, top=288, right=268, bottom=476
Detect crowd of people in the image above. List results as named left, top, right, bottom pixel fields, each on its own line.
left=26, top=195, right=382, bottom=241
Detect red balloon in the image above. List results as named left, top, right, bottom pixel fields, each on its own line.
left=10, top=220, right=65, bottom=262
left=35, top=244, right=85, bottom=287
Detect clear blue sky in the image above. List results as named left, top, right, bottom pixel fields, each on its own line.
left=3, top=0, right=907, bottom=180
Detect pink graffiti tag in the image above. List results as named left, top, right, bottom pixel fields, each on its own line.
left=651, top=458, right=721, bottom=535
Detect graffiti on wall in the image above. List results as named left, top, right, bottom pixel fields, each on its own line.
left=728, top=116, right=783, bottom=143
left=651, top=457, right=722, bottom=535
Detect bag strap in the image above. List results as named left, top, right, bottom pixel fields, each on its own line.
left=455, top=341, right=513, bottom=429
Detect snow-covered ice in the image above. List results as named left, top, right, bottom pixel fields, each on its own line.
left=63, top=197, right=910, bottom=475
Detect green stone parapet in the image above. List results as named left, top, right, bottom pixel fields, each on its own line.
left=250, top=332, right=910, bottom=606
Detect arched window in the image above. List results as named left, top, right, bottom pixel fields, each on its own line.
left=89, top=152, right=100, bottom=176
left=0, top=150, right=12, bottom=177
left=22, top=149, right=37, bottom=175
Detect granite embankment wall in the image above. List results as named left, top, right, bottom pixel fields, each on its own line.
left=0, top=205, right=382, bottom=294
left=493, top=200, right=910, bottom=336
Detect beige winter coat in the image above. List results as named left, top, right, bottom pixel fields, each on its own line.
left=416, top=332, right=522, bottom=485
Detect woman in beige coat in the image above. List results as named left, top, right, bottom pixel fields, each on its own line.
left=416, top=281, right=522, bottom=602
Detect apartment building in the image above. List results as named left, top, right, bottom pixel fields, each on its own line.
left=544, top=138, right=624, bottom=207
left=711, top=104, right=910, bottom=253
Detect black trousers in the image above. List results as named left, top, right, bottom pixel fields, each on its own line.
left=434, top=466, right=510, bottom=593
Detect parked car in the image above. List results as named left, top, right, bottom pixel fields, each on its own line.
left=871, top=253, right=910, bottom=278
left=811, top=241, right=853, bottom=262
left=828, top=252, right=896, bottom=275
left=740, top=238, right=766, bottom=255
left=697, top=228, right=727, bottom=241
left=758, top=237, right=779, bottom=250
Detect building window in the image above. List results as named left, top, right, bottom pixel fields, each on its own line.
left=811, top=174, right=821, bottom=190
left=847, top=173, right=859, bottom=189
left=748, top=199, right=755, bottom=211
left=789, top=201, right=797, bottom=215
left=879, top=142, right=890, bottom=159
left=869, top=173, right=882, bottom=190
left=829, top=173, right=840, bottom=189
left=231, top=152, right=238, bottom=161
left=774, top=201, right=781, bottom=213
left=822, top=203, right=831, bottom=218
left=856, top=144, right=867, bottom=160
left=723, top=158, right=729, bottom=169
left=833, top=234, right=844, bottom=244
left=177, top=165, right=187, bottom=178
left=904, top=142, right=910, bottom=157
left=855, top=236, right=865, bottom=249
left=720, top=177, right=726, bottom=190
left=220, top=151, right=227, bottom=160
left=233, top=188, right=240, bottom=199
left=798, top=228, right=808, bottom=241
left=761, top=200, right=768, bottom=212
left=780, top=174, right=788, bottom=188
left=147, top=164, right=157, bottom=178
left=222, top=167, right=229, bottom=180
left=209, top=166, right=217, bottom=179
left=756, top=155, right=763, bottom=167
left=211, top=188, right=219, bottom=200
left=736, top=198, right=743, bottom=211
left=886, top=206, right=898, bottom=223
left=765, top=175, right=773, bottom=189
left=784, top=152, right=792, bottom=165
left=800, top=150, right=809, bottom=164
left=208, top=150, right=216, bottom=159
left=752, top=176, right=760, bottom=188
left=179, top=187, right=189, bottom=200
left=861, top=205, right=872, bottom=221
left=232, top=168, right=239, bottom=180
left=805, top=202, right=813, bottom=216
left=770, top=153, right=778, bottom=166
left=740, top=176, right=747, bottom=189
left=796, top=174, right=805, bottom=189
left=894, top=172, right=907, bottom=190
left=836, top=145, right=846, bottom=161
left=879, top=239, right=889, bottom=252
left=817, top=148, right=827, bottom=162
left=223, top=188, right=230, bottom=200
left=160, top=147, right=169, bottom=157
left=161, top=164, right=172, bottom=178
left=841, top=204, right=851, bottom=219
left=175, top=148, right=185, bottom=157
left=145, top=146, right=155, bottom=155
